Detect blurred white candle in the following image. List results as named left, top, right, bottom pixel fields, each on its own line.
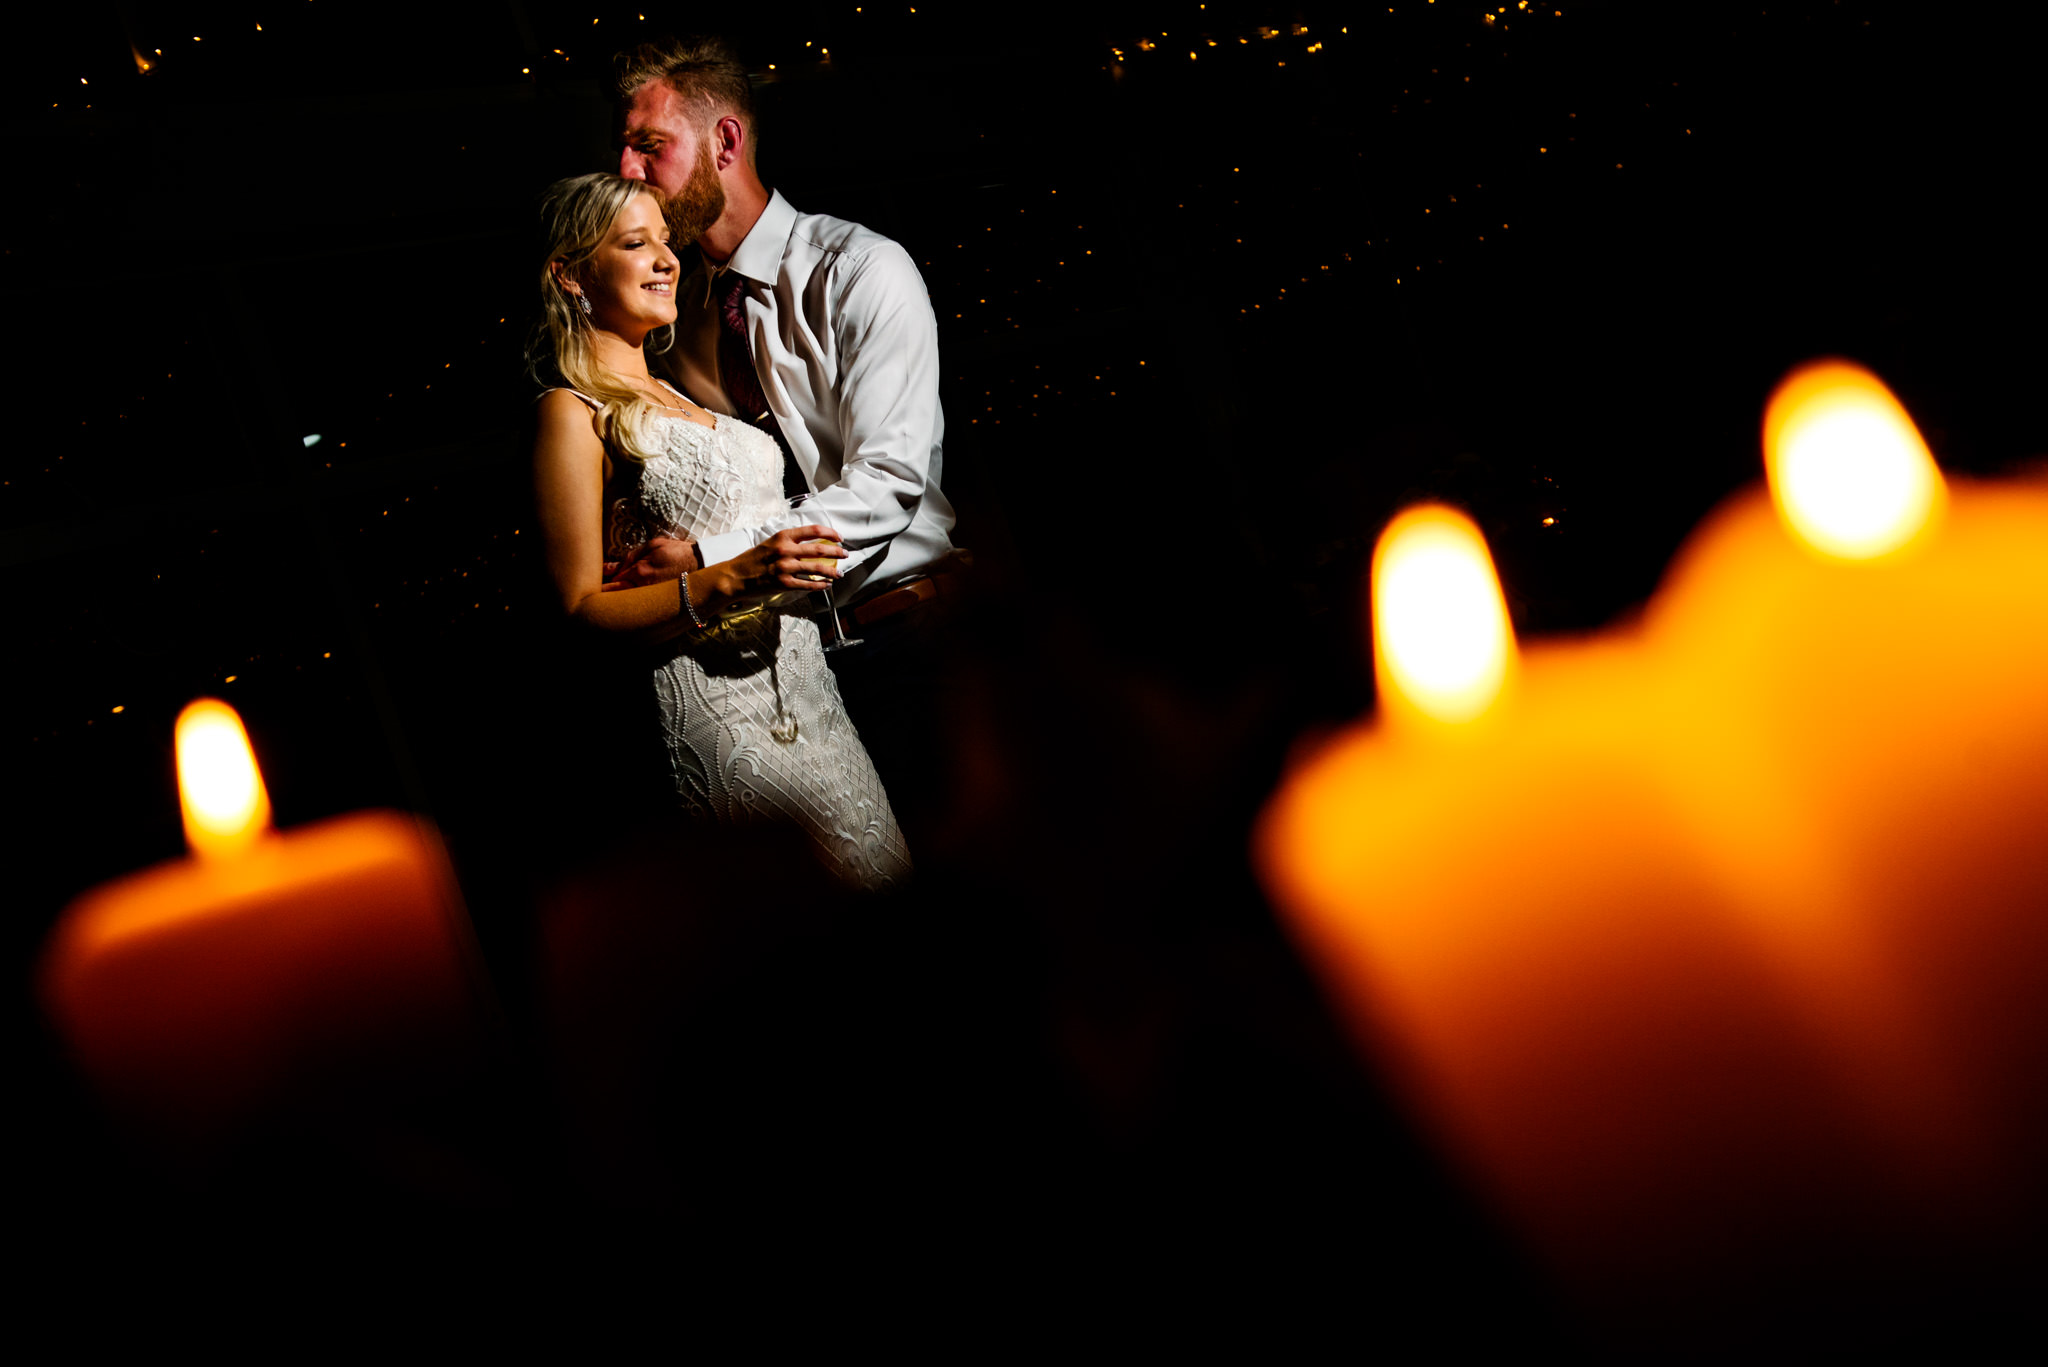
left=42, top=700, right=484, bottom=1136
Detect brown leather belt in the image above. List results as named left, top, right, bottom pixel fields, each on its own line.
left=848, top=571, right=948, bottom=628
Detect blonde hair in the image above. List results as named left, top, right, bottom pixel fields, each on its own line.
left=527, top=172, right=675, bottom=464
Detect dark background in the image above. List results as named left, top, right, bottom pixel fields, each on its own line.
left=7, top=0, right=2045, bottom=1345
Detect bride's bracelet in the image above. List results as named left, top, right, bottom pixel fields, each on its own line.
left=680, top=572, right=710, bottom=630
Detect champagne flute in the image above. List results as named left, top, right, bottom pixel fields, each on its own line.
left=789, top=494, right=863, bottom=652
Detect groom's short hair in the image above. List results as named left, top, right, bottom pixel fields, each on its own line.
left=613, top=34, right=758, bottom=157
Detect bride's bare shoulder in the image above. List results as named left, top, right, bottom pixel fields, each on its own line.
left=533, top=388, right=606, bottom=466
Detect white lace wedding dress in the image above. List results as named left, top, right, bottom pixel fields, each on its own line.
left=567, top=388, right=912, bottom=891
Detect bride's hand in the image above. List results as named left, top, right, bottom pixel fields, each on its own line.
left=723, top=524, right=848, bottom=596
left=604, top=535, right=699, bottom=590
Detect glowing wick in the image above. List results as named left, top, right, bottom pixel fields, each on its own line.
left=1764, top=360, right=1945, bottom=561
left=175, top=699, right=272, bottom=860
left=1373, top=505, right=1516, bottom=726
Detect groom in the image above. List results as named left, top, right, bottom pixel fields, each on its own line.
left=607, top=35, right=959, bottom=829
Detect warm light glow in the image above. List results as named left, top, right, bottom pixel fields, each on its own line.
left=1764, top=360, right=1945, bottom=560
left=175, top=699, right=272, bottom=860
left=1372, top=505, right=1516, bottom=724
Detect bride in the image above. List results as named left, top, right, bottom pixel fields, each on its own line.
left=528, top=173, right=911, bottom=890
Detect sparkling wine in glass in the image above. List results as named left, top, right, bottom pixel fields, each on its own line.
left=788, top=494, right=863, bottom=651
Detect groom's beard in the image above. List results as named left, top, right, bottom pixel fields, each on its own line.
left=664, top=138, right=726, bottom=246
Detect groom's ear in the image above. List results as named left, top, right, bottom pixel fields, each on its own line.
left=713, top=114, right=746, bottom=171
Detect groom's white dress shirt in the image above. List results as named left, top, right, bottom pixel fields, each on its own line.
left=667, top=190, right=955, bottom=605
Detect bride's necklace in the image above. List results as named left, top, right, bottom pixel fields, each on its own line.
left=623, top=375, right=697, bottom=417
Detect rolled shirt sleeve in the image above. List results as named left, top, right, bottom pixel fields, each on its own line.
left=691, top=195, right=954, bottom=601
left=813, top=242, right=942, bottom=549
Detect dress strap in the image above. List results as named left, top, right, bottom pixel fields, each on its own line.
left=543, top=387, right=603, bottom=412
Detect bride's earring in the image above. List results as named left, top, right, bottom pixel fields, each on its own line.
left=576, top=292, right=592, bottom=317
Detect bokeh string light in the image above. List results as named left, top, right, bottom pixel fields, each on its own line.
left=1, top=0, right=1974, bottom=777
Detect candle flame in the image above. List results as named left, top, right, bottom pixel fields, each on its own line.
left=1764, top=360, right=1945, bottom=561
left=1373, top=505, right=1516, bottom=725
left=175, top=699, right=272, bottom=859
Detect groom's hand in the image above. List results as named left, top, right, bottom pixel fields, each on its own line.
left=603, top=535, right=699, bottom=590
left=727, top=524, right=848, bottom=596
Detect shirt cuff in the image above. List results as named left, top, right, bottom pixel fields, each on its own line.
left=697, top=529, right=883, bottom=571
left=696, top=528, right=752, bottom=566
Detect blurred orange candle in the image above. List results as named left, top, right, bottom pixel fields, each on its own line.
left=1258, top=362, right=2048, bottom=1295
left=42, top=699, right=483, bottom=1136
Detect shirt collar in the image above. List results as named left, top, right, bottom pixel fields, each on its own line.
left=709, top=188, right=796, bottom=292
left=736, top=189, right=797, bottom=282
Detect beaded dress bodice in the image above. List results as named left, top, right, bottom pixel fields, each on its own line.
left=606, top=409, right=783, bottom=558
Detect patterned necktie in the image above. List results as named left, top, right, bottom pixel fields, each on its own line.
left=719, top=272, right=807, bottom=499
